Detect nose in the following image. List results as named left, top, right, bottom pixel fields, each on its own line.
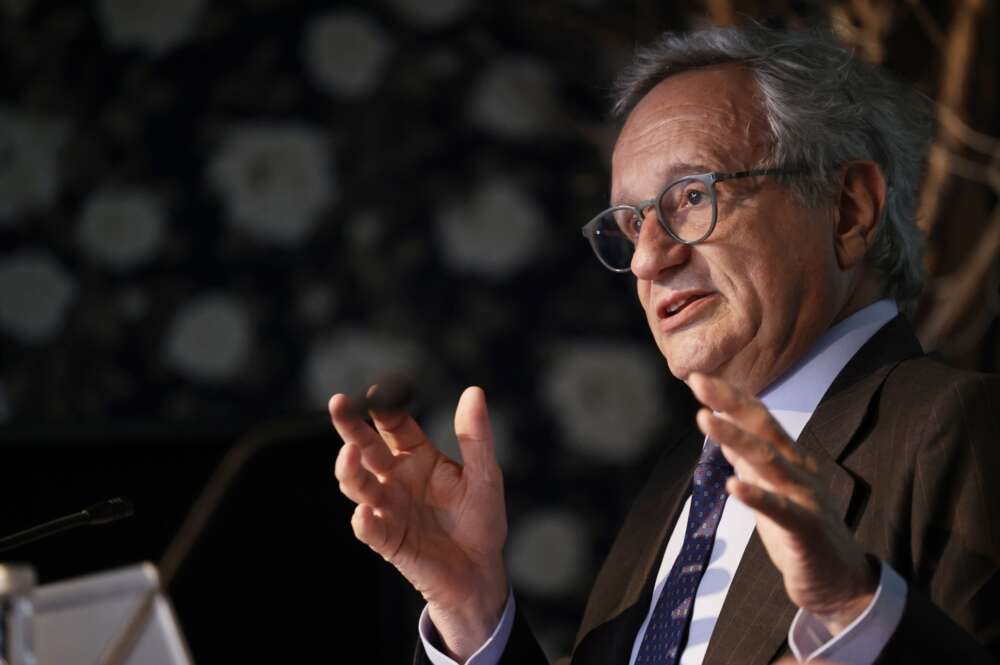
left=630, top=207, right=690, bottom=280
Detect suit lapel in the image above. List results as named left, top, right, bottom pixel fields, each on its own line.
left=701, top=440, right=857, bottom=665
left=700, top=531, right=796, bottom=665
left=572, top=427, right=702, bottom=664
left=797, top=315, right=923, bottom=526
left=703, top=315, right=923, bottom=665
left=805, top=315, right=922, bottom=461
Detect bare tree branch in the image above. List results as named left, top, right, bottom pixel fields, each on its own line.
left=902, top=0, right=947, bottom=49
left=705, top=0, right=737, bottom=26
left=830, top=0, right=893, bottom=63
left=916, top=0, right=987, bottom=236
left=918, top=203, right=1000, bottom=349
left=928, top=144, right=1000, bottom=193
left=936, top=104, right=1000, bottom=156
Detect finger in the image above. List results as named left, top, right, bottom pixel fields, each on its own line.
left=329, top=394, right=396, bottom=474
left=367, top=386, right=433, bottom=455
left=335, top=443, right=386, bottom=508
left=726, top=477, right=816, bottom=533
left=688, top=373, right=797, bottom=457
left=697, top=408, right=807, bottom=490
left=351, top=504, right=393, bottom=557
left=454, top=386, right=501, bottom=484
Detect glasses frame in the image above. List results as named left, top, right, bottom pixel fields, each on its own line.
left=581, top=167, right=805, bottom=273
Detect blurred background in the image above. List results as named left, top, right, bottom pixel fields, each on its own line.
left=1, top=0, right=997, bottom=662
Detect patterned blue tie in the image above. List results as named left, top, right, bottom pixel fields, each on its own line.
left=635, top=439, right=734, bottom=664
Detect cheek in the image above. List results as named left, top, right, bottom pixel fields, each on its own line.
left=636, top=279, right=652, bottom=314
left=696, top=252, right=770, bottom=349
left=743, top=264, right=773, bottom=311
left=740, top=262, right=792, bottom=333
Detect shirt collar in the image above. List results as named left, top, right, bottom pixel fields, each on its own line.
left=758, top=299, right=898, bottom=441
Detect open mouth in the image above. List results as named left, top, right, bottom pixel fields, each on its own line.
left=663, top=293, right=711, bottom=318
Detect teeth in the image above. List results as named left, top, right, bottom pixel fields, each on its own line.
left=668, top=297, right=692, bottom=314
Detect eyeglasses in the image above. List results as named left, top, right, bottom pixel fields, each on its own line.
left=581, top=168, right=804, bottom=273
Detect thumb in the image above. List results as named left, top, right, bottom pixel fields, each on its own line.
left=454, top=386, right=500, bottom=482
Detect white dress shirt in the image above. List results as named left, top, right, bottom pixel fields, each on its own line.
left=421, top=299, right=908, bottom=665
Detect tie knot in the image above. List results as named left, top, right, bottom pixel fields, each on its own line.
left=698, top=439, right=730, bottom=470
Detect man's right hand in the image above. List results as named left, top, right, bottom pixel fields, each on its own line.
left=329, top=385, right=509, bottom=662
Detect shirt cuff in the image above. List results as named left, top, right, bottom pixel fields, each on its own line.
left=788, top=560, right=907, bottom=664
left=418, top=590, right=516, bottom=665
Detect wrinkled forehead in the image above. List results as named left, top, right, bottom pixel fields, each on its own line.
left=611, top=64, right=773, bottom=200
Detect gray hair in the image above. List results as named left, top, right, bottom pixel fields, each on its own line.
left=613, top=23, right=933, bottom=306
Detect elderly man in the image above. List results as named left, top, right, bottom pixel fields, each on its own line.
left=329, top=24, right=999, bottom=665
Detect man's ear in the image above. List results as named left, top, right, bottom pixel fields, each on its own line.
left=833, top=161, right=887, bottom=270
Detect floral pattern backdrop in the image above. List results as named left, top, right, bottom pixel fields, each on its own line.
left=2, top=0, right=998, bottom=659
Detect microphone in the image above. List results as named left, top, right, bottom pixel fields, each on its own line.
left=94, top=373, right=415, bottom=665
left=0, top=497, right=134, bottom=553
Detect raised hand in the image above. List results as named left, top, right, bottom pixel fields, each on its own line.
left=329, top=385, right=509, bottom=661
left=688, top=373, right=877, bottom=635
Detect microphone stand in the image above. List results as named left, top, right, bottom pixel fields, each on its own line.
left=93, top=414, right=330, bottom=665
left=94, top=376, right=415, bottom=665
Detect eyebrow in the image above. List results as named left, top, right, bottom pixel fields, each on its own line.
left=611, top=161, right=717, bottom=207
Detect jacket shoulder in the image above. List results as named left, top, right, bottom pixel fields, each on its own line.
left=879, top=354, right=1000, bottom=413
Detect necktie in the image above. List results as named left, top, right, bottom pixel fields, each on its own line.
left=635, top=439, right=734, bottom=664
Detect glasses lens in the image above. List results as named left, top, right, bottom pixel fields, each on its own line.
left=589, top=207, right=638, bottom=270
left=658, top=177, right=714, bottom=242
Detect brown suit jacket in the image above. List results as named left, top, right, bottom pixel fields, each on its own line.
left=416, top=315, right=1000, bottom=664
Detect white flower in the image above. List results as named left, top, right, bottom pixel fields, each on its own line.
left=303, top=12, right=392, bottom=99
left=97, top=0, right=202, bottom=54
left=387, top=0, right=471, bottom=28
left=469, top=59, right=559, bottom=138
left=0, top=107, right=66, bottom=225
left=304, top=329, right=421, bottom=409
left=0, top=250, right=75, bottom=344
left=542, top=341, right=665, bottom=463
left=296, top=284, right=337, bottom=325
left=436, top=176, right=544, bottom=276
left=207, top=124, right=335, bottom=247
left=423, top=402, right=514, bottom=470
left=507, top=509, right=588, bottom=596
left=164, top=293, right=253, bottom=383
left=77, top=188, right=165, bottom=270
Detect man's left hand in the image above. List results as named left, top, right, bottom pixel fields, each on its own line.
left=688, top=372, right=877, bottom=636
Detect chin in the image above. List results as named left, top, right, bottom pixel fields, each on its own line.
left=659, top=342, right=723, bottom=381
left=656, top=328, right=744, bottom=383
